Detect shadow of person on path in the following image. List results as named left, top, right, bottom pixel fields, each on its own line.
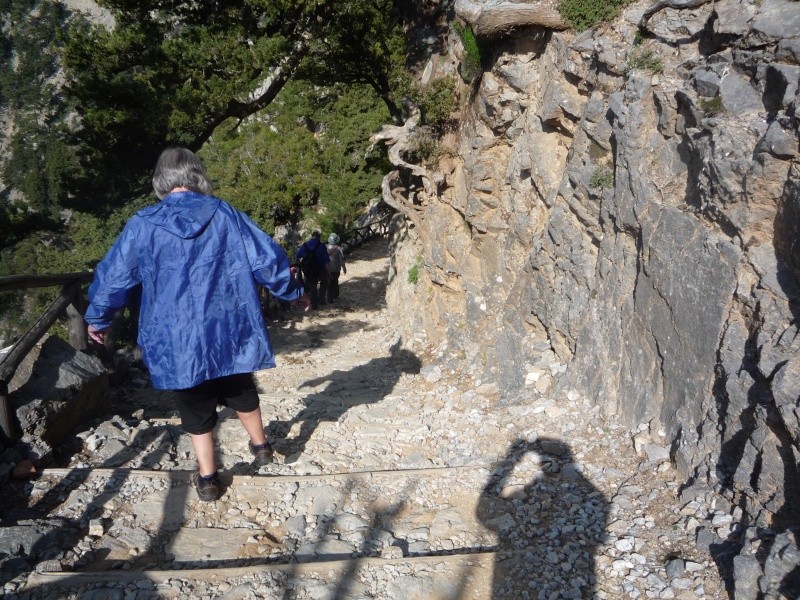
left=267, top=340, right=421, bottom=463
left=477, top=437, right=609, bottom=599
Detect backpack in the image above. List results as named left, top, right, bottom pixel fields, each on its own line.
left=299, top=242, right=320, bottom=276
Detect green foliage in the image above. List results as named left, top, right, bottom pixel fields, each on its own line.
left=453, top=22, right=482, bottom=82
left=405, top=126, right=452, bottom=167
left=700, top=95, right=725, bottom=116
left=0, top=196, right=151, bottom=343
left=415, top=76, right=459, bottom=129
left=201, top=80, right=390, bottom=236
left=0, top=0, right=66, bottom=109
left=0, top=1, right=78, bottom=218
left=3, top=116, right=79, bottom=214
left=297, top=0, right=410, bottom=123
left=407, top=263, right=420, bottom=284
left=627, top=48, right=663, bottom=74
left=0, top=0, right=421, bottom=342
left=407, top=256, right=423, bottom=285
left=557, top=0, right=629, bottom=31
left=62, top=0, right=411, bottom=199
left=589, top=166, right=614, bottom=190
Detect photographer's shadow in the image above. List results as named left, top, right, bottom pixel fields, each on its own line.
left=478, top=437, right=609, bottom=598
left=268, top=341, right=420, bottom=463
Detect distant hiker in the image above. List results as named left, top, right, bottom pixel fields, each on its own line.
left=296, top=229, right=330, bottom=310
left=326, top=232, right=346, bottom=303
left=84, top=147, right=309, bottom=503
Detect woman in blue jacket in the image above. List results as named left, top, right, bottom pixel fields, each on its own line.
left=85, top=147, right=308, bottom=502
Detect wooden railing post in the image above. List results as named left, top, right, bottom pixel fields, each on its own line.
left=0, top=381, right=14, bottom=446
left=0, top=284, right=77, bottom=444
left=67, top=287, right=88, bottom=351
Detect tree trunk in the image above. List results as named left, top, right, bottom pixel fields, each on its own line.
left=454, top=0, right=568, bottom=36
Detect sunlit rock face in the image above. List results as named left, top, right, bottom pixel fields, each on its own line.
left=387, top=0, right=799, bottom=590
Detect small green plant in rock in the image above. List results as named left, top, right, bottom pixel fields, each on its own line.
left=590, top=166, right=614, bottom=190
left=407, top=264, right=419, bottom=284
left=558, top=0, right=630, bottom=31
left=453, top=21, right=482, bottom=82
left=416, top=76, right=459, bottom=129
left=627, top=48, right=663, bottom=74
left=700, top=95, right=725, bottom=116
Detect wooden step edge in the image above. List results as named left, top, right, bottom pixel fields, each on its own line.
left=37, top=463, right=491, bottom=484
left=24, top=550, right=497, bottom=588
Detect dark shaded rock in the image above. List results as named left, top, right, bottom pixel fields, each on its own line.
left=757, top=121, right=799, bottom=158
left=776, top=39, right=800, bottom=65
left=0, top=519, right=81, bottom=560
left=720, top=71, right=763, bottom=114
left=763, top=531, right=800, bottom=598
left=666, top=557, right=685, bottom=579
left=9, top=335, right=108, bottom=464
left=763, top=64, right=800, bottom=113
left=694, top=68, right=721, bottom=97
left=733, top=554, right=762, bottom=600
left=750, top=0, right=800, bottom=45
left=772, top=357, right=800, bottom=446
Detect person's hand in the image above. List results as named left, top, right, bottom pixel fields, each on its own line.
left=294, top=294, right=311, bottom=312
left=87, top=324, right=108, bottom=344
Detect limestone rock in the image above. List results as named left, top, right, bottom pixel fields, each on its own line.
left=714, top=0, right=757, bottom=36
left=750, top=0, right=800, bottom=45
left=692, top=68, right=720, bottom=98
left=719, top=71, right=763, bottom=115
left=9, top=335, right=109, bottom=464
left=772, top=358, right=800, bottom=446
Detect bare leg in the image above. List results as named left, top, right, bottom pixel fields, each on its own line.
left=190, top=431, right=216, bottom=476
left=237, top=407, right=267, bottom=445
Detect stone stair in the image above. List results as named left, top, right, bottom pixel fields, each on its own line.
left=4, top=239, right=726, bottom=599
left=22, top=465, right=501, bottom=598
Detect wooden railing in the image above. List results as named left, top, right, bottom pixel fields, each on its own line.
left=0, top=272, right=94, bottom=443
left=340, top=211, right=393, bottom=251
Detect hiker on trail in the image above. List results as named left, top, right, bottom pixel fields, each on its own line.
left=326, top=232, right=346, bottom=303
left=84, top=147, right=309, bottom=503
left=295, top=229, right=330, bottom=310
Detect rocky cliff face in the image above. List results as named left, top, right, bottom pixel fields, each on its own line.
left=386, top=0, right=800, bottom=593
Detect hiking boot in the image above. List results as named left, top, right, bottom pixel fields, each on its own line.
left=249, top=441, right=274, bottom=467
left=193, top=471, right=220, bottom=502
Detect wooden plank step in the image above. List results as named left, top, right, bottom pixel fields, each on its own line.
left=24, top=551, right=497, bottom=599
left=28, top=465, right=507, bottom=573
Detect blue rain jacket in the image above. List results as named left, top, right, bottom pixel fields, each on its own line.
left=85, top=191, right=304, bottom=390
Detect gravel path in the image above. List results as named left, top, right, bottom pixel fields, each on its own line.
left=3, top=239, right=727, bottom=599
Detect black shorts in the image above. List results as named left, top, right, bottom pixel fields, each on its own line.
left=171, top=373, right=260, bottom=435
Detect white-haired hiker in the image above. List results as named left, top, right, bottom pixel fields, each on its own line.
left=326, top=232, right=346, bottom=303
left=85, top=147, right=309, bottom=502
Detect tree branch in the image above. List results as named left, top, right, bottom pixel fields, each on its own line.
left=370, top=108, right=435, bottom=193
left=380, top=170, right=424, bottom=231
left=454, top=0, right=568, bottom=36
left=189, top=37, right=310, bottom=151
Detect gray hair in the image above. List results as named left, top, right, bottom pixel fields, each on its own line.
left=152, top=147, right=213, bottom=199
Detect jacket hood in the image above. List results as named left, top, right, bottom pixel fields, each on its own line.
left=137, top=191, right=220, bottom=239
